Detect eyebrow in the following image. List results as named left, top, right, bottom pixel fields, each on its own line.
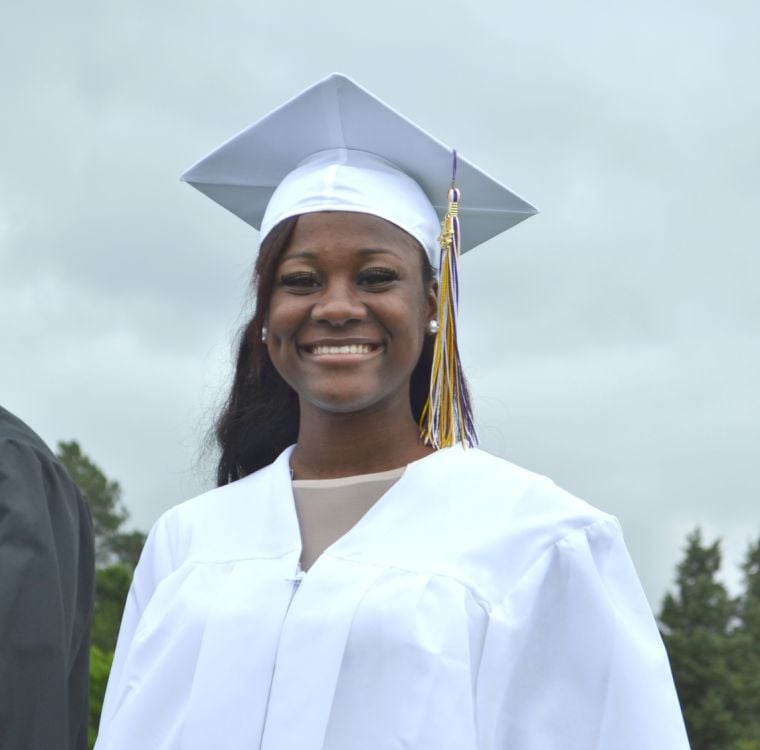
left=281, top=247, right=405, bottom=262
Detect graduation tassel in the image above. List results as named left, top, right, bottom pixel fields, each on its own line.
left=420, top=151, right=479, bottom=449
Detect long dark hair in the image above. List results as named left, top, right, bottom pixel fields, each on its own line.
left=214, top=215, right=437, bottom=486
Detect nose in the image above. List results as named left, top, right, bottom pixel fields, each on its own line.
left=311, top=280, right=366, bottom=327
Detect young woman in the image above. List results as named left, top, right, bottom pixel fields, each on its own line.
left=95, top=74, right=690, bottom=749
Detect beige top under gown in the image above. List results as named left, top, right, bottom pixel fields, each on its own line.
left=292, top=467, right=405, bottom=571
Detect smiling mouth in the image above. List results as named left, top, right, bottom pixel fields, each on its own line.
left=303, top=344, right=380, bottom=355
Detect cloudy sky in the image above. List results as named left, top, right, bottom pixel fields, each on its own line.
left=1, top=0, right=757, bottom=609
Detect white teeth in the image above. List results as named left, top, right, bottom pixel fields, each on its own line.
left=310, top=344, right=374, bottom=355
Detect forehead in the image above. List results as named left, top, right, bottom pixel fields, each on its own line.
left=281, top=211, right=422, bottom=261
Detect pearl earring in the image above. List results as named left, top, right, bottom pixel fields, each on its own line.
left=427, top=319, right=439, bottom=335
left=261, top=326, right=268, bottom=343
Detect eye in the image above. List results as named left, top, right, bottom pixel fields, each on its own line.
left=358, top=267, right=400, bottom=287
left=279, top=271, right=320, bottom=291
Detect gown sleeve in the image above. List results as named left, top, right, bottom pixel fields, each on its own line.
left=0, top=435, right=95, bottom=750
left=95, top=511, right=176, bottom=746
left=476, top=517, right=690, bottom=750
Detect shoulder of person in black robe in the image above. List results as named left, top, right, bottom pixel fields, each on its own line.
left=0, top=406, right=95, bottom=750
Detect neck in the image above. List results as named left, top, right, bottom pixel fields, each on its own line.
left=291, top=401, right=434, bottom=479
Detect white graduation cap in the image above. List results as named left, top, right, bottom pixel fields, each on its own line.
left=180, top=73, right=537, bottom=264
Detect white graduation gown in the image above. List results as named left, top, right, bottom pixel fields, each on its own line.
left=95, top=446, right=689, bottom=749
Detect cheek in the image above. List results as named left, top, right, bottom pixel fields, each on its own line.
left=267, top=298, right=304, bottom=338
left=412, top=291, right=433, bottom=329
left=393, top=298, right=429, bottom=354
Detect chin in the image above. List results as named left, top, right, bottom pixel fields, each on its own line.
left=308, top=394, right=384, bottom=416
left=301, top=382, right=407, bottom=418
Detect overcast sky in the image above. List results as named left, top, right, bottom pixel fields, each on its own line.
left=1, top=0, right=757, bottom=609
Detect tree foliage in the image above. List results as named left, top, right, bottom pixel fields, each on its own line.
left=56, top=440, right=146, bottom=749
left=57, top=440, right=146, bottom=568
left=660, top=529, right=760, bottom=750
left=732, top=540, right=760, bottom=742
left=92, top=564, right=133, bottom=653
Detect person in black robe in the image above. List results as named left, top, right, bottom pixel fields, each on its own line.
left=0, top=406, right=94, bottom=750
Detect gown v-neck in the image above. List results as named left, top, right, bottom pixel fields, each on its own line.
left=292, top=467, right=406, bottom=571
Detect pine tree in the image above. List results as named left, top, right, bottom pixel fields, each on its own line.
left=732, top=537, right=760, bottom=746
left=659, top=529, right=738, bottom=750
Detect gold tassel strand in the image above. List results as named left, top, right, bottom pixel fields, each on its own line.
left=420, top=156, right=478, bottom=449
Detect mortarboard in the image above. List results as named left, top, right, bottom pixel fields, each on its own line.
left=180, top=73, right=536, bottom=259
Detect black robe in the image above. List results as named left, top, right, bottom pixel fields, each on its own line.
left=0, top=407, right=94, bottom=750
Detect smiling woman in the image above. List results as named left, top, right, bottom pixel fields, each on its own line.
left=94, top=74, right=690, bottom=750
left=213, top=210, right=438, bottom=481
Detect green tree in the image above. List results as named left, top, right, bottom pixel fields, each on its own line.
left=659, top=529, right=738, bottom=750
left=57, top=440, right=146, bottom=567
left=56, top=441, right=146, bottom=748
left=108, top=529, right=148, bottom=572
left=92, top=564, right=133, bottom=653
left=731, top=538, right=760, bottom=746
